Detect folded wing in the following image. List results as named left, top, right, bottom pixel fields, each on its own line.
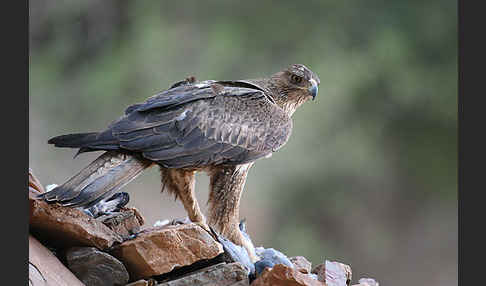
left=75, top=82, right=293, bottom=168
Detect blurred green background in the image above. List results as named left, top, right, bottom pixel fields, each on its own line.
left=29, top=1, right=457, bottom=285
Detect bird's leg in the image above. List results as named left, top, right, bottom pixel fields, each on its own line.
left=207, top=163, right=259, bottom=262
left=160, top=168, right=209, bottom=231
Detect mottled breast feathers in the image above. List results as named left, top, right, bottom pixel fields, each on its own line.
left=94, top=81, right=292, bottom=168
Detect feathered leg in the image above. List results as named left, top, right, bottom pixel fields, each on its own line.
left=207, top=163, right=258, bottom=262
left=160, top=167, right=207, bottom=228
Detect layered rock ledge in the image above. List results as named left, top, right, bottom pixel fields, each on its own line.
left=109, top=223, right=224, bottom=280
left=28, top=168, right=379, bottom=286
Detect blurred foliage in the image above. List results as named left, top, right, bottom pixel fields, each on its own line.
left=29, top=1, right=456, bottom=285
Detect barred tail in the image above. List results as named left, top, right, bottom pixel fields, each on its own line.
left=38, top=151, right=153, bottom=208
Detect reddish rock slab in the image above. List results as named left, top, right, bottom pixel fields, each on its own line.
left=156, top=262, right=249, bottom=286
left=29, top=235, right=84, bottom=286
left=29, top=187, right=41, bottom=220
left=290, top=256, right=312, bottom=274
left=29, top=168, right=45, bottom=194
left=29, top=169, right=45, bottom=219
left=251, top=264, right=324, bottom=286
left=110, top=223, right=224, bottom=280
left=30, top=198, right=123, bottom=250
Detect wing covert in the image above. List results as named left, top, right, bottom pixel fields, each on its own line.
left=108, top=83, right=292, bottom=168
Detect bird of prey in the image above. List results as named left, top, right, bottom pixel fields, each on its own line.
left=39, top=64, right=320, bottom=262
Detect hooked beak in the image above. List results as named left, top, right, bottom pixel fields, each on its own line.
left=308, top=78, right=318, bottom=101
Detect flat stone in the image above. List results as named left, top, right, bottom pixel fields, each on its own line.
left=65, top=247, right=129, bottom=286
left=29, top=235, right=84, bottom=286
left=30, top=198, right=123, bottom=250
left=156, top=262, right=249, bottom=286
left=110, top=223, right=224, bottom=280
left=29, top=262, right=47, bottom=286
left=290, top=256, right=312, bottom=274
left=125, top=279, right=157, bottom=286
left=251, top=264, right=324, bottom=286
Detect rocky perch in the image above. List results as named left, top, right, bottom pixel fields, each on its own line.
left=29, top=168, right=379, bottom=286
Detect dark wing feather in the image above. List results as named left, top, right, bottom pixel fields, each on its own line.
left=83, top=82, right=292, bottom=168
left=124, top=82, right=216, bottom=114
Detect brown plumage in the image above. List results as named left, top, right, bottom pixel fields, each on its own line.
left=39, top=64, right=320, bottom=261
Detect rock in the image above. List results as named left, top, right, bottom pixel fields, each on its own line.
left=126, top=281, right=147, bottom=286
left=30, top=198, right=124, bottom=249
left=353, top=278, right=379, bottom=286
left=251, top=264, right=324, bottom=286
left=125, top=279, right=157, bottom=286
left=312, top=261, right=352, bottom=286
left=29, top=235, right=84, bottom=286
left=29, top=168, right=45, bottom=194
left=290, top=256, right=312, bottom=274
left=110, top=223, right=224, bottom=280
left=98, top=207, right=145, bottom=240
left=230, top=281, right=251, bottom=286
left=156, top=262, right=249, bottom=286
left=65, top=247, right=129, bottom=286
left=29, top=169, right=45, bottom=219
left=29, top=262, right=46, bottom=286
left=29, top=187, right=41, bottom=220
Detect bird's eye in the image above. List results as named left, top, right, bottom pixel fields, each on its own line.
left=290, top=74, right=303, bottom=84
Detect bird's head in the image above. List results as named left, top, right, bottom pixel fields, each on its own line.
left=268, top=64, right=320, bottom=116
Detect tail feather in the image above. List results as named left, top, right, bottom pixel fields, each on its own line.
left=48, top=132, right=119, bottom=156
left=38, top=151, right=153, bottom=208
left=48, top=133, right=99, bottom=148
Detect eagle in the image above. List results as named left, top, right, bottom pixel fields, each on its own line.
left=39, top=64, right=320, bottom=262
